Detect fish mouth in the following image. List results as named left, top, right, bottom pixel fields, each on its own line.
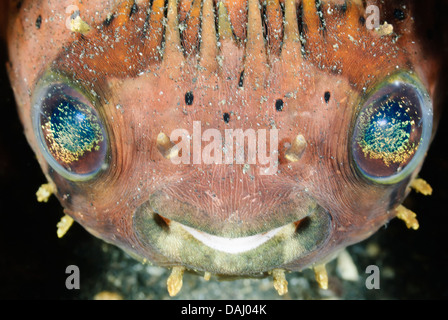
left=133, top=200, right=332, bottom=276
left=179, top=223, right=284, bottom=254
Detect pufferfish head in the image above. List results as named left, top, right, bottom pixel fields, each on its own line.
left=5, top=0, right=444, bottom=294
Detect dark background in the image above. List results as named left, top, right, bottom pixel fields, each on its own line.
left=1, top=13, right=448, bottom=300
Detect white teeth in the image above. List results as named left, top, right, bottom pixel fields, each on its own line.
left=180, top=224, right=283, bottom=254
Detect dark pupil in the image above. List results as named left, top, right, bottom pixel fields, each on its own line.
left=40, top=96, right=105, bottom=175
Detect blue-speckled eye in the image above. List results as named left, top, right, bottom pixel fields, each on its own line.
left=33, top=84, right=107, bottom=180
left=352, top=73, right=433, bottom=184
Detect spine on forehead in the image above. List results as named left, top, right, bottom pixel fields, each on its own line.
left=50, top=0, right=415, bottom=92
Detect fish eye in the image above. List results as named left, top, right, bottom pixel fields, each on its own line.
left=32, top=83, right=107, bottom=181
left=351, top=73, right=433, bottom=184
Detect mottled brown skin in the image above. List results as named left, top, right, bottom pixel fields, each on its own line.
left=4, top=0, right=445, bottom=276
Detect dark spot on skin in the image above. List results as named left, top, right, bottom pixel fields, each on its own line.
left=103, top=14, right=115, bottom=27
left=130, top=3, right=138, bottom=17
left=185, top=91, right=194, bottom=105
left=35, top=15, right=42, bottom=29
left=223, top=112, right=230, bottom=123
left=324, top=91, right=331, bottom=103
left=359, top=16, right=365, bottom=26
left=238, top=70, right=244, bottom=87
left=275, top=99, right=284, bottom=111
left=394, top=9, right=406, bottom=21
left=16, top=0, right=23, bottom=9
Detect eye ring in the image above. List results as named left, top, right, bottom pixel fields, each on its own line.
left=351, top=72, right=433, bottom=184
left=32, top=81, right=108, bottom=181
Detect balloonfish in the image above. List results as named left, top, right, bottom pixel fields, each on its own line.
left=3, top=0, right=445, bottom=296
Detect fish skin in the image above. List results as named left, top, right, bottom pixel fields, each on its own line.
left=3, top=0, right=447, bottom=277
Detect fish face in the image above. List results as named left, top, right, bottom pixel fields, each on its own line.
left=6, top=0, right=443, bottom=287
